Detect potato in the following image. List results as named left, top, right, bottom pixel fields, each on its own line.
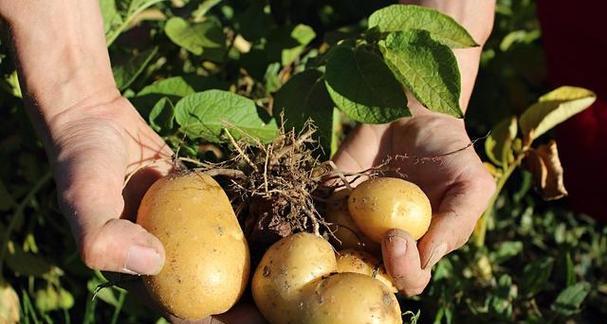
left=137, top=171, right=250, bottom=320
left=335, top=249, right=397, bottom=293
left=253, top=233, right=402, bottom=324
left=348, top=177, right=431, bottom=241
left=325, top=190, right=380, bottom=254
left=252, top=232, right=337, bottom=324
left=298, top=272, right=402, bottom=324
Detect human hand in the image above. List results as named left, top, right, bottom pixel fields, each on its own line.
left=333, top=112, right=495, bottom=295
left=47, top=91, right=173, bottom=275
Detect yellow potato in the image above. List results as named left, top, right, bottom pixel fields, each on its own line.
left=335, top=249, right=397, bottom=293
left=252, top=232, right=337, bottom=324
left=298, top=273, right=402, bottom=324
left=137, top=171, right=250, bottom=320
left=348, top=177, right=432, bottom=242
left=325, top=190, right=380, bottom=254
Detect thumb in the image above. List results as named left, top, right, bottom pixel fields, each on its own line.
left=54, top=138, right=165, bottom=275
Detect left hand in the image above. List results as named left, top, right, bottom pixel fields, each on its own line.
left=333, top=111, right=495, bottom=296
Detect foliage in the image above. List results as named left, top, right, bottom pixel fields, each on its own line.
left=0, top=0, right=605, bottom=323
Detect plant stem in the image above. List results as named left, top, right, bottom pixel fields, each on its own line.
left=473, top=154, right=524, bottom=247
left=110, top=290, right=126, bottom=324
left=0, top=171, right=52, bottom=281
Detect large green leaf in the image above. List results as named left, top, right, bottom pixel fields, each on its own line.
left=368, top=4, right=477, bottom=48
left=174, top=90, right=278, bottom=143
left=380, top=31, right=462, bottom=117
left=324, top=46, right=409, bottom=124
left=519, top=86, right=596, bottom=142
left=485, top=116, right=517, bottom=166
left=165, top=17, right=225, bottom=58
left=112, top=47, right=158, bottom=90
left=274, top=70, right=334, bottom=155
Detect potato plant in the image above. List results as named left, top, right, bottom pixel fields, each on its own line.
left=0, top=0, right=606, bottom=323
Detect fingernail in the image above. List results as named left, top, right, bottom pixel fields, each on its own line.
left=423, top=243, right=448, bottom=270
left=385, top=234, right=408, bottom=257
left=124, top=245, right=164, bottom=275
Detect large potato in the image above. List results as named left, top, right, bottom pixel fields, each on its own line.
left=298, top=273, right=402, bottom=324
left=325, top=190, right=379, bottom=254
left=348, top=177, right=431, bottom=241
left=137, top=171, right=250, bottom=320
left=335, top=249, right=397, bottom=293
left=252, top=232, right=337, bottom=324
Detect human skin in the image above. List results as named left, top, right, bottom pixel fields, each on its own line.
left=1, top=0, right=496, bottom=319
left=332, top=0, right=497, bottom=296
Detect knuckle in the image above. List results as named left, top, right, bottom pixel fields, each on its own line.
left=80, top=233, right=104, bottom=270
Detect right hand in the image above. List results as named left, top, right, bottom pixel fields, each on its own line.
left=48, top=90, right=172, bottom=275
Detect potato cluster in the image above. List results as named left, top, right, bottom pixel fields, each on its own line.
left=137, top=173, right=431, bottom=322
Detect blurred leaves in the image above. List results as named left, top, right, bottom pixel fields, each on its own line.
left=552, top=282, right=591, bottom=316
left=165, top=17, right=225, bottom=60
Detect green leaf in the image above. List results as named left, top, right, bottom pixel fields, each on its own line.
left=274, top=70, right=334, bottom=155
left=491, top=241, right=523, bottom=264
left=485, top=116, right=518, bottom=166
left=551, top=282, right=591, bottom=316
left=132, top=75, right=227, bottom=118
left=112, top=47, right=158, bottom=91
left=105, top=0, right=166, bottom=46
left=165, top=17, right=225, bottom=57
left=522, top=257, right=554, bottom=297
left=368, top=4, right=477, bottom=48
left=519, top=86, right=596, bottom=142
left=174, top=90, right=278, bottom=143
left=325, top=45, right=409, bottom=123
left=148, top=97, right=175, bottom=132
left=100, top=0, right=123, bottom=35
left=380, top=31, right=462, bottom=118
left=87, top=277, right=121, bottom=307
left=266, top=24, right=316, bottom=66
left=5, top=245, right=51, bottom=277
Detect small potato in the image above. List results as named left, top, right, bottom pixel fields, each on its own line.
left=335, top=249, right=397, bottom=293
left=298, top=272, right=402, bottom=324
left=252, top=232, right=337, bottom=324
left=325, top=190, right=380, bottom=254
left=348, top=177, right=431, bottom=242
left=137, top=172, right=249, bottom=320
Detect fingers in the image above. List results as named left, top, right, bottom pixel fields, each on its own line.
left=382, top=229, right=431, bottom=296
left=418, top=169, right=496, bottom=270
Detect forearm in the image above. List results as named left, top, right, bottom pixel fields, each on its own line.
left=401, top=0, right=496, bottom=113
left=0, top=0, right=118, bottom=134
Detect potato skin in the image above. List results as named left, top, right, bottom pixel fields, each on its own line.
left=137, top=171, right=250, bottom=320
left=335, top=249, right=397, bottom=293
left=325, top=190, right=380, bottom=254
left=252, top=232, right=337, bottom=324
left=348, top=177, right=432, bottom=241
left=298, top=273, right=402, bottom=324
